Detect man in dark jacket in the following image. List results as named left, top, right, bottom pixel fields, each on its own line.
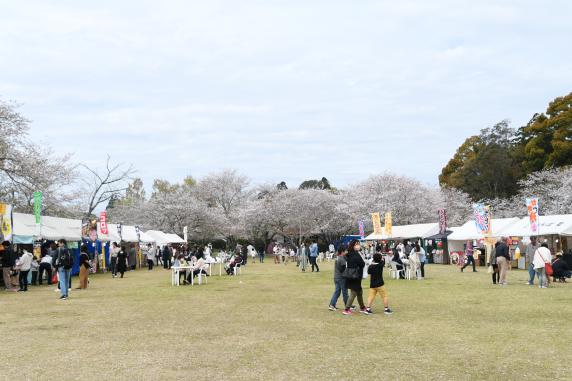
left=495, top=237, right=510, bottom=286
left=2, top=241, right=16, bottom=291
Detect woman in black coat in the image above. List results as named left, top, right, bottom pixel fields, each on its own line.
left=343, top=240, right=368, bottom=315
left=117, top=246, right=128, bottom=278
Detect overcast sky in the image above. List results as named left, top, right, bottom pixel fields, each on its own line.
left=1, top=0, right=571, bottom=190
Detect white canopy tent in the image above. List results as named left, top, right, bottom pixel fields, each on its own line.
left=12, top=212, right=82, bottom=244
left=145, top=230, right=173, bottom=246
left=365, top=223, right=439, bottom=241
left=99, top=223, right=155, bottom=243
left=447, top=217, right=521, bottom=242
left=497, top=215, right=572, bottom=237
left=164, top=233, right=185, bottom=244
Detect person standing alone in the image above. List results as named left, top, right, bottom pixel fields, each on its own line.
left=309, top=240, right=319, bottom=272
left=2, top=241, right=16, bottom=291
left=54, top=239, right=73, bottom=300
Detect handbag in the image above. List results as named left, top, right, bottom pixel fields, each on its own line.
left=342, top=264, right=361, bottom=280
left=545, top=262, right=553, bottom=276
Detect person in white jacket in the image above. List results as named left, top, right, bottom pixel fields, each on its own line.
left=16, top=250, right=33, bottom=292
left=533, top=243, right=552, bottom=289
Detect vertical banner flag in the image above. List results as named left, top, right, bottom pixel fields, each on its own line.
left=0, top=203, right=13, bottom=242
left=135, top=225, right=141, bottom=242
left=384, top=212, right=393, bottom=237
left=473, top=203, right=491, bottom=236
left=99, top=211, right=108, bottom=235
left=371, top=212, right=382, bottom=235
left=525, top=198, right=539, bottom=235
left=33, top=191, right=42, bottom=224
left=117, top=223, right=123, bottom=241
left=438, top=209, right=447, bottom=235
left=183, top=226, right=188, bottom=242
left=358, top=221, right=365, bottom=239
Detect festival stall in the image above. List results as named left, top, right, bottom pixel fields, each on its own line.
left=497, top=214, right=572, bottom=254
left=164, top=233, right=185, bottom=244
left=145, top=230, right=176, bottom=246
left=12, top=212, right=83, bottom=275
left=447, top=217, right=521, bottom=266
left=424, top=227, right=460, bottom=264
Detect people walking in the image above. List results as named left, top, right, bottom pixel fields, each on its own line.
left=533, top=243, right=552, bottom=289
left=366, top=253, right=392, bottom=314
left=309, top=240, right=319, bottom=272
left=461, top=240, right=477, bottom=272
left=328, top=246, right=348, bottom=311
left=495, top=237, right=510, bottom=286
left=342, top=240, right=368, bottom=315
left=78, top=244, right=90, bottom=289
left=525, top=236, right=540, bottom=285
left=54, top=239, right=73, bottom=300
left=117, top=246, right=128, bottom=278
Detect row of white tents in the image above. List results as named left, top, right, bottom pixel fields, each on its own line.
left=365, top=214, right=572, bottom=253
left=11, top=212, right=185, bottom=246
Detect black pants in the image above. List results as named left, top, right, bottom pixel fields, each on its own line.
left=147, top=259, right=154, bottom=270
left=462, top=256, right=476, bottom=271
left=31, top=271, right=38, bottom=285
left=110, top=257, right=117, bottom=276
left=39, top=263, right=52, bottom=285
left=163, top=257, right=169, bottom=269
left=310, top=256, right=319, bottom=272
left=259, top=254, right=264, bottom=263
left=19, top=270, right=29, bottom=291
left=156, top=256, right=162, bottom=266
left=492, top=264, right=500, bottom=284
left=420, top=262, right=425, bottom=278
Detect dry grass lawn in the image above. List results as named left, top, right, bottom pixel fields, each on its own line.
left=1, top=261, right=572, bottom=380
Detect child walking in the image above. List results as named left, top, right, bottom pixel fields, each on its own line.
left=366, top=253, right=393, bottom=315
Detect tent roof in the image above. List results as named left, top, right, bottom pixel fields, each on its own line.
left=13, top=213, right=82, bottom=242
left=99, top=224, right=155, bottom=243
left=448, top=217, right=521, bottom=241
left=164, top=233, right=185, bottom=243
left=365, top=223, right=440, bottom=240
left=499, top=215, right=572, bottom=237
left=145, top=230, right=172, bottom=245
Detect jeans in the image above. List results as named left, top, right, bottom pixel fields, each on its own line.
left=19, top=270, right=29, bottom=290
left=110, top=257, right=117, bottom=276
left=310, top=256, right=319, bottom=272
left=58, top=268, right=71, bottom=297
left=329, top=278, right=348, bottom=307
left=536, top=267, right=548, bottom=288
left=528, top=263, right=539, bottom=285
left=259, top=254, right=264, bottom=263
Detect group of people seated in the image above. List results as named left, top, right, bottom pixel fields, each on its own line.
left=172, top=247, right=212, bottom=285
left=387, top=241, right=426, bottom=280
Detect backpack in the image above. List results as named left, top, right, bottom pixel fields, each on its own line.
left=58, top=248, right=73, bottom=269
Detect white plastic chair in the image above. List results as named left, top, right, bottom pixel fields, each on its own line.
left=233, top=264, right=242, bottom=276
left=389, top=262, right=404, bottom=279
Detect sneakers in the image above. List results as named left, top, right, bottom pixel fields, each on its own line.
left=328, top=305, right=337, bottom=311
left=59, top=295, right=68, bottom=300
left=366, top=308, right=373, bottom=314
left=342, top=309, right=352, bottom=315
left=384, top=308, right=393, bottom=315
left=359, top=308, right=371, bottom=315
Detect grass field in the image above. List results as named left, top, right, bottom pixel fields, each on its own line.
left=2, top=260, right=572, bottom=381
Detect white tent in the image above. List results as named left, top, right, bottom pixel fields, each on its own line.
left=365, top=223, right=439, bottom=241
left=165, top=233, right=185, bottom=244
left=13, top=212, right=82, bottom=243
left=145, top=230, right=172, bottom=246
left=99, top=223, right=155, bottom=243
left=447, top=217, right=521, bottom=242
left=498, top=215, right=572, bottom=237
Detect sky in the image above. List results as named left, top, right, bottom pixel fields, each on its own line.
left=1, top=0, right=571, bottom=191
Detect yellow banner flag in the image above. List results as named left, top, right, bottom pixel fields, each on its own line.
left=371, top=212, right=382, bottom=235
left=384, top=212, right=392, bottom=237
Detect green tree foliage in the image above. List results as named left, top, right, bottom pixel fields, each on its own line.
left=299, top=177, right=331, bottom=190
left=522, top=92, right=572, bottom=173
left=439, top=121, right=522, bottom=200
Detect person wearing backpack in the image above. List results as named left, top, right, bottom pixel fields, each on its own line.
left=54, top=239, right=73, bottom=300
